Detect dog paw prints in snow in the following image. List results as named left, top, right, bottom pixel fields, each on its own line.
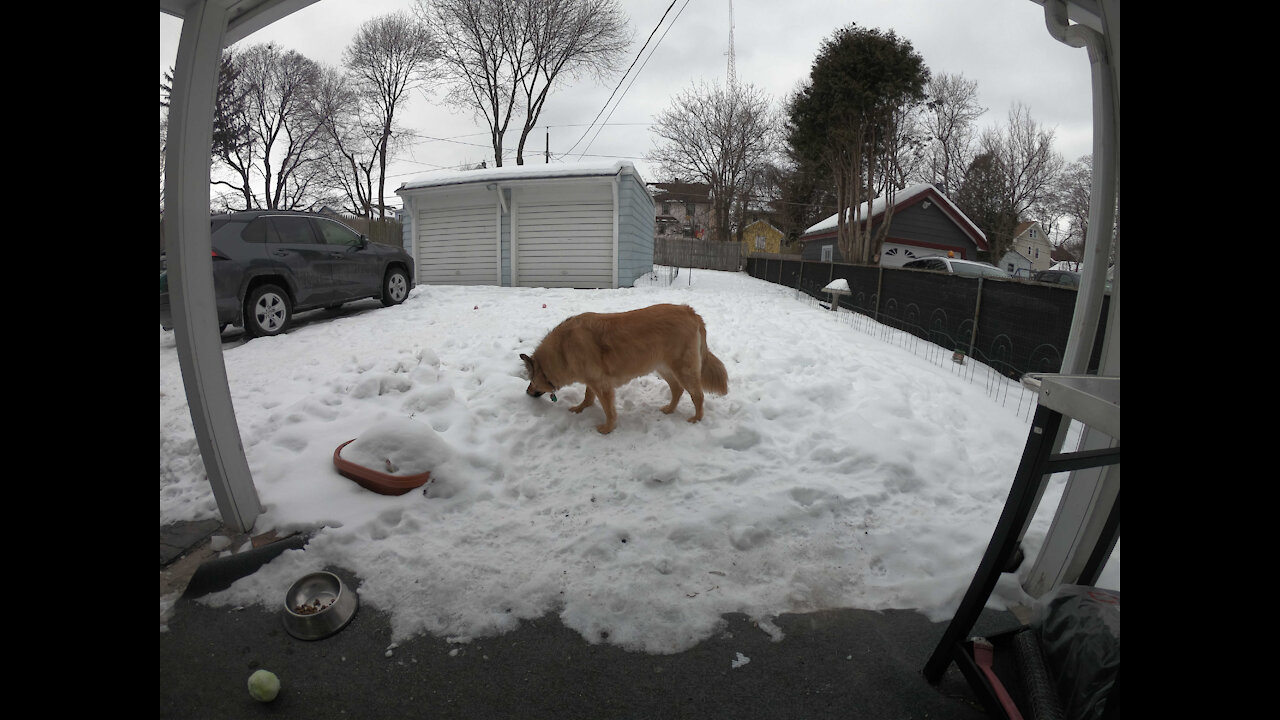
left=631, top=458, right=681, bottom=486
left=715, top=425, right=762, bottom=451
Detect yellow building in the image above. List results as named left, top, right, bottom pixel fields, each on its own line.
left=740, top=219, right=786, bottom=256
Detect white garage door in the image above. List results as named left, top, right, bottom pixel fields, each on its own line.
left=514, top=183, right=614, bottom=288
left=416, top=188, right=498, bottom=285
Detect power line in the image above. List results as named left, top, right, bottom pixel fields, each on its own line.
left=564, top=0, right=686, bottom=158
left=579, top=0, right=691, bottom=159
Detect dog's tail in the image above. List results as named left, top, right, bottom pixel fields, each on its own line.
left=700, top=331, right=729, bottom=396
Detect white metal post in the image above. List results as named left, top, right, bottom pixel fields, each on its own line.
left=1020, top=0, right=1121, bottom=596
left=164, top=0, right=262, bottom=533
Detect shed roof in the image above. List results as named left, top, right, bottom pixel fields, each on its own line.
left=398, top=160, right=643, bottom=193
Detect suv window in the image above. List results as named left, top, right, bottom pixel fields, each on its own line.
left=312, top=218, right=363, bottom=247
left=269, top=216, right=321, bottom=244
left=212, top=219, right=252, bottom=245
left=241, top=217, right=278, bottom=244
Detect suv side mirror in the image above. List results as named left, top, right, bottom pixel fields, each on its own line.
left=358, top=235, right=369, bottom=249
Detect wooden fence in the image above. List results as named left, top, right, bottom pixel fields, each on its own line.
left=654, top=237, right=742, bottom=272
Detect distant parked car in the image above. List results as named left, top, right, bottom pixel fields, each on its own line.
left=1032, top=269, right=1081, bottom=288
left=901, top=256, right=1012, bottom=279
left=159, top=210, right=414, bottom=337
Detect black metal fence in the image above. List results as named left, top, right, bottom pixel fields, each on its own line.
left=746, top=254, right=1109, bottom=379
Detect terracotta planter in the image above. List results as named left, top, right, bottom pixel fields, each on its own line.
left=333, top=439, right=432, bottom=496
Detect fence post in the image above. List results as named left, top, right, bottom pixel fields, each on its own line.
left=874, top=264, right=884, bottom=322
left=967, top=277, right=984, bottom=357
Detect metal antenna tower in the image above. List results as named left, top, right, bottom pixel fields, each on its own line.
left=726, top=0, right=736, bottom=88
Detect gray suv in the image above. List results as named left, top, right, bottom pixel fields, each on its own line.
left=160, top=210, right=414, bottom=337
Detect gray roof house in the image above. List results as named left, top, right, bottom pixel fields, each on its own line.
left=396, top=160, right=654, bottom=289
left=797, top=184, right=988, bottom=266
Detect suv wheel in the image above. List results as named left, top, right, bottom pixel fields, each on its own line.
left=245, top=284, right=292, bottom=337
left=381, top=267, right=409, bottom=307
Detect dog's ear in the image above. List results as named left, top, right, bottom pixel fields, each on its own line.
left=520, top=353, right=534, bottom=372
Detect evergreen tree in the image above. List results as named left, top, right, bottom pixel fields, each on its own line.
left=954, top=152, right=1019, bottom=262
left=160, top=51, right=247, bottom=161
left=786, top=24, right=928, bottom=264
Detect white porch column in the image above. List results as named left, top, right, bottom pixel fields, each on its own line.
left=1021, top=0, right=1121, bottom=596
left=164, top=0, right=261, bottom=533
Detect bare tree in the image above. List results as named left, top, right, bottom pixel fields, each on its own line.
left=916, top=72, right=985, bottom=196
left=982, top=102, right=1062, bottom=220
left=512, top=0, right=629, bottom=164
left=343, top=11, right=438, bottom=219
left=1045, top=154, right=1103, bottom=262
left=417, top=0, right=517, bottom=166
left=955, top=103, right=1063, bottom=261
left=416, top=0, right=629, bottom=167
left=213, top=43, right=328, bottom=210
left=313, top=66, right=381, bottom=217
left=648, top=80, right=777, bottom=243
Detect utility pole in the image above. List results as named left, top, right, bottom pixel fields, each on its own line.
left=545, top=128, right=549, bottom=163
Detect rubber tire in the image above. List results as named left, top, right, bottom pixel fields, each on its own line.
left=245, top=284, right=292, bottom=337
left=381, top=267, right=409, bottom=307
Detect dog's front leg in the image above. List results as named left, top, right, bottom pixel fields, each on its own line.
left=594, top=387, right=617, bottom=434
left=569, top=387, right=595, bottom=414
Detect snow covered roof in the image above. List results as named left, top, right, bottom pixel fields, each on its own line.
left=799, top=183, right=987, bottom=249
left=397, top=160, right=643, bottom=193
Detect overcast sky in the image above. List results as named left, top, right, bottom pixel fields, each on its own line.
left=160, top=0, right=1095, bottom=209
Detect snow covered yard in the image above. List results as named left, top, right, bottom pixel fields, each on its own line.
left=160, top=268, right=1110, bottom=654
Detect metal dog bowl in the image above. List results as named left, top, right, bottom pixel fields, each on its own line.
left=282, top=571, right=358, bottom=640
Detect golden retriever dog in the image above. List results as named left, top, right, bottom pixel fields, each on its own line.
left=521, top=303, right=729, bottom=434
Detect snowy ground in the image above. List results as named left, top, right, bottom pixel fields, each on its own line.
left=160, top=268, right=1116, bottom=654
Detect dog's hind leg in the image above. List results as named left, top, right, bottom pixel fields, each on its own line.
left=673, top=366, right=705, bottom=423
left=657, top=368, right=685, bottom=414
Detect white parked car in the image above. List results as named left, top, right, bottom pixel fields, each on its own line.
left=901, top=256, right=1012, bottom=279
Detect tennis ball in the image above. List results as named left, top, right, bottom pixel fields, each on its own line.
left=247, top=669, right=280, bottom=702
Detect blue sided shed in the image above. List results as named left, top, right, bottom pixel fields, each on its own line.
left=396, top=160, right=655, bottom=289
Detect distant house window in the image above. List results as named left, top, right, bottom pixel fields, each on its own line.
left=662, top=202, right=670, bottom=215
left=1030, top=229, right=1037, bottom=238
left=755, top=235, right=765, bottom=250
left=821, top=244, right=833, bottom=262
